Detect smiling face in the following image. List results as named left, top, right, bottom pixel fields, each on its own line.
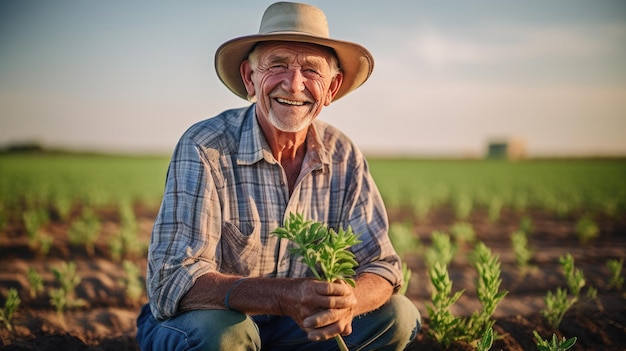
left=241, top=41, right=343, bottom=133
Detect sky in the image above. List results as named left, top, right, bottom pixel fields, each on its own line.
left=1, top=0, right=625, bottom=157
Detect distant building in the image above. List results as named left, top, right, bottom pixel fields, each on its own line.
left=486, top=138, right=527, bottom=160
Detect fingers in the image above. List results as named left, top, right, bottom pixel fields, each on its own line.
left=293, top=279, right=356, bottom=341
left=313, top=279, right=352, bottom=296
left=302, top=306, right=354, bottom=341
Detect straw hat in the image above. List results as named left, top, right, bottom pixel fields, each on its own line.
left=215, top=1, right=374, bottom=101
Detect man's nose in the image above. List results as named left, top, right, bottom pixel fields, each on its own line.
left=282, top=68, right=306, bottom=93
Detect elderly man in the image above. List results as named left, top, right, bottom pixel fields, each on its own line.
left=136, top=2, right=421, bottom=350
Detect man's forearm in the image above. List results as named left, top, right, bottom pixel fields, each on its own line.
left=179, top=272, right=300, bottom=315
left=352, top=273, right=394, bottom=316
left=179, top=271, right=394, bottom=318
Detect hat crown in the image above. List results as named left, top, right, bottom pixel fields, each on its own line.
left=259, top=2, right=329, bottom=38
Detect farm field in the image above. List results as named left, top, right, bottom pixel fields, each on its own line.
left=0, top=153, right=625, bottom=350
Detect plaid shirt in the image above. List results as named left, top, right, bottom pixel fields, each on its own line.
left=147, top=105, right=402, bottom=320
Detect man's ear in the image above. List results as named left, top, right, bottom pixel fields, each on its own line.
left=324, top=72, right=343, bottom=106
left=240, top=60, right=256, bottom=100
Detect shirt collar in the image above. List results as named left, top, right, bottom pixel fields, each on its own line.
left=236, top=105, right=330, bottom=168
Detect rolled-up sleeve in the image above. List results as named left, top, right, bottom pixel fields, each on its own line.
left=343, top=157, right=403, bottom=291
left=147, top=133, right=222, bottom=320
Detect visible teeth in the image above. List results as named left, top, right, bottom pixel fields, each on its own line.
left=277, top=98, right=304, bottom=106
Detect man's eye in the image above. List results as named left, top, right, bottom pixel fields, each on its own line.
left=304, top=69, right=322, bottom=78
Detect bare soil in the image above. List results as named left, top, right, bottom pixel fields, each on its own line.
left=1, top=206, right=624, bottom=350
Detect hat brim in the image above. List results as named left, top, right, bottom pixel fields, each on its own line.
left=215, top=32, right=374, bottom=101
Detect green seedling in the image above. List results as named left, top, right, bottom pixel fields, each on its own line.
left=0, top=288, right=20, bottom=331
left=22, top=207, right=53, bottom=255
left=541, top=288, right=574, bottom=329
left=121, top=260, right=144, bottom=305
left=49, top=261, right=86, bottom=316
left=272, top=213, right=361, bottom=351
left=517, top=216, right=533, bottom=235
left=464, top=242, right=507, bottom=342
left=487, top=197, right=502, bottom=223
left=68, top=207, right=101, bottom=257
left=425, top=231, right=456, bottom=269
left=398, top=262, right=412, bottom=296
left=560, top=254, right=585, bottom=298
left=541, top=253, right=588, bottom=329
left=607, top=258, right=624, bottom=290
left=22, top=207, right=49, bottom=240
left=511, top=230, right=533, bottom=271
left=51, top=193, right=73, bottom=221
left=449, top=222, right=475, bottom=247
left=388, top=221, right=420, bottom=259
left=110, top=202, right=143, bottom=261
left=410, top=195, right=432, bottom=221
left=0, top=204, right=8, bottom=233
left=27, top=267, right=44, bottom=299
left=532, top=330, right=577, bottom=351
left=425, top=261, right=464, bottom=347
left=426, top=241, right=508, bottom=347
left=575, top=216, right=599, bottom=244
left=475, top=327, right=494, bottom=351
left=453, top=193, right=473, bottom=221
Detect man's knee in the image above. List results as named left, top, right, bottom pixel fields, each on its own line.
left=387, top=294, right=422, bottom=343
left=350, top=294, right=421, bottom=350
left=137, top=306, right=260, bottom=351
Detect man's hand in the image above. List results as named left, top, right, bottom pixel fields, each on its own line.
left=283, top=279, right=357, bottom=341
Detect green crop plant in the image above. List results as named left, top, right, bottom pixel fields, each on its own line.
left=22, top=207, right=53, bottom=255
left=532, top=330, right=577, bottom=351
left=453, top=193, right=473, bottom=221
left=110, top=201, right=143, bottom=261
left=541, top=254, right=588, bottom=328
left=475, top=327, right=494, bottom=351
left=68, top=207, right=101, bottom=257
left=607, top=258, right=624, bottom=290
left=0, top=288, right=20, bottom=331
left=0, top=203, right=7, bottom=233
left=425, top=261, right=464, bottom=347
left=410, top=195, right=432, bottom=221
left=272, top=213, right=361, bottom=351
left=22, top=207, right=49, bottom=238
left=398, top=262, right=412, bottom=296
left=49, top=261, right=86, bottom=316
left=425, top=241, right=507, bottom=347
left=462, top=242, right=507, bottom=342
left=425, top=231, right=456, bottom=269
left=512, top=192, right=528, bottom=213
left=27, top=267, right=44, bottom=300
left=574, top=215, right=599, bottom=244
left=517, top=216, right=533, bottom=235
left=121, top=260, right=144, bottom=306
left=560, top=254, right=585, bottom=299
left=449, top=221, right=475, bottom=247
left=487, top=197, right=502, bottom=223
left=511, top=230, right=533, bottom=272
left=51, top=192, right=73, bottom=221
left=541, top=288, right=573, bottom=329
left=388, top=221, right=420, bottom=259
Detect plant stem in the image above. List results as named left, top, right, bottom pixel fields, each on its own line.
left=335, top=335, right=349, bottom=351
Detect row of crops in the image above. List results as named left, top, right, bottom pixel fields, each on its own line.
left=0, top=153, right=625, bottom=349
left=369, top=158, right=626, bottom=219
left=2, top=154, right=625, bottom=220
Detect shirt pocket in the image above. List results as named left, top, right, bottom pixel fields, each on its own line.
left=217, top=221, right=260, bottom=275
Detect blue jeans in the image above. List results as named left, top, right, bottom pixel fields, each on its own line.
left=136, top=294, right=421, bottom=351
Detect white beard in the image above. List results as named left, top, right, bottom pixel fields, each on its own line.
left=267, top=110, right=314, bottom=132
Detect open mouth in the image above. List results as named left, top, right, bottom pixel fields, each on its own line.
left=276, top=97, right=306, bottom=106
